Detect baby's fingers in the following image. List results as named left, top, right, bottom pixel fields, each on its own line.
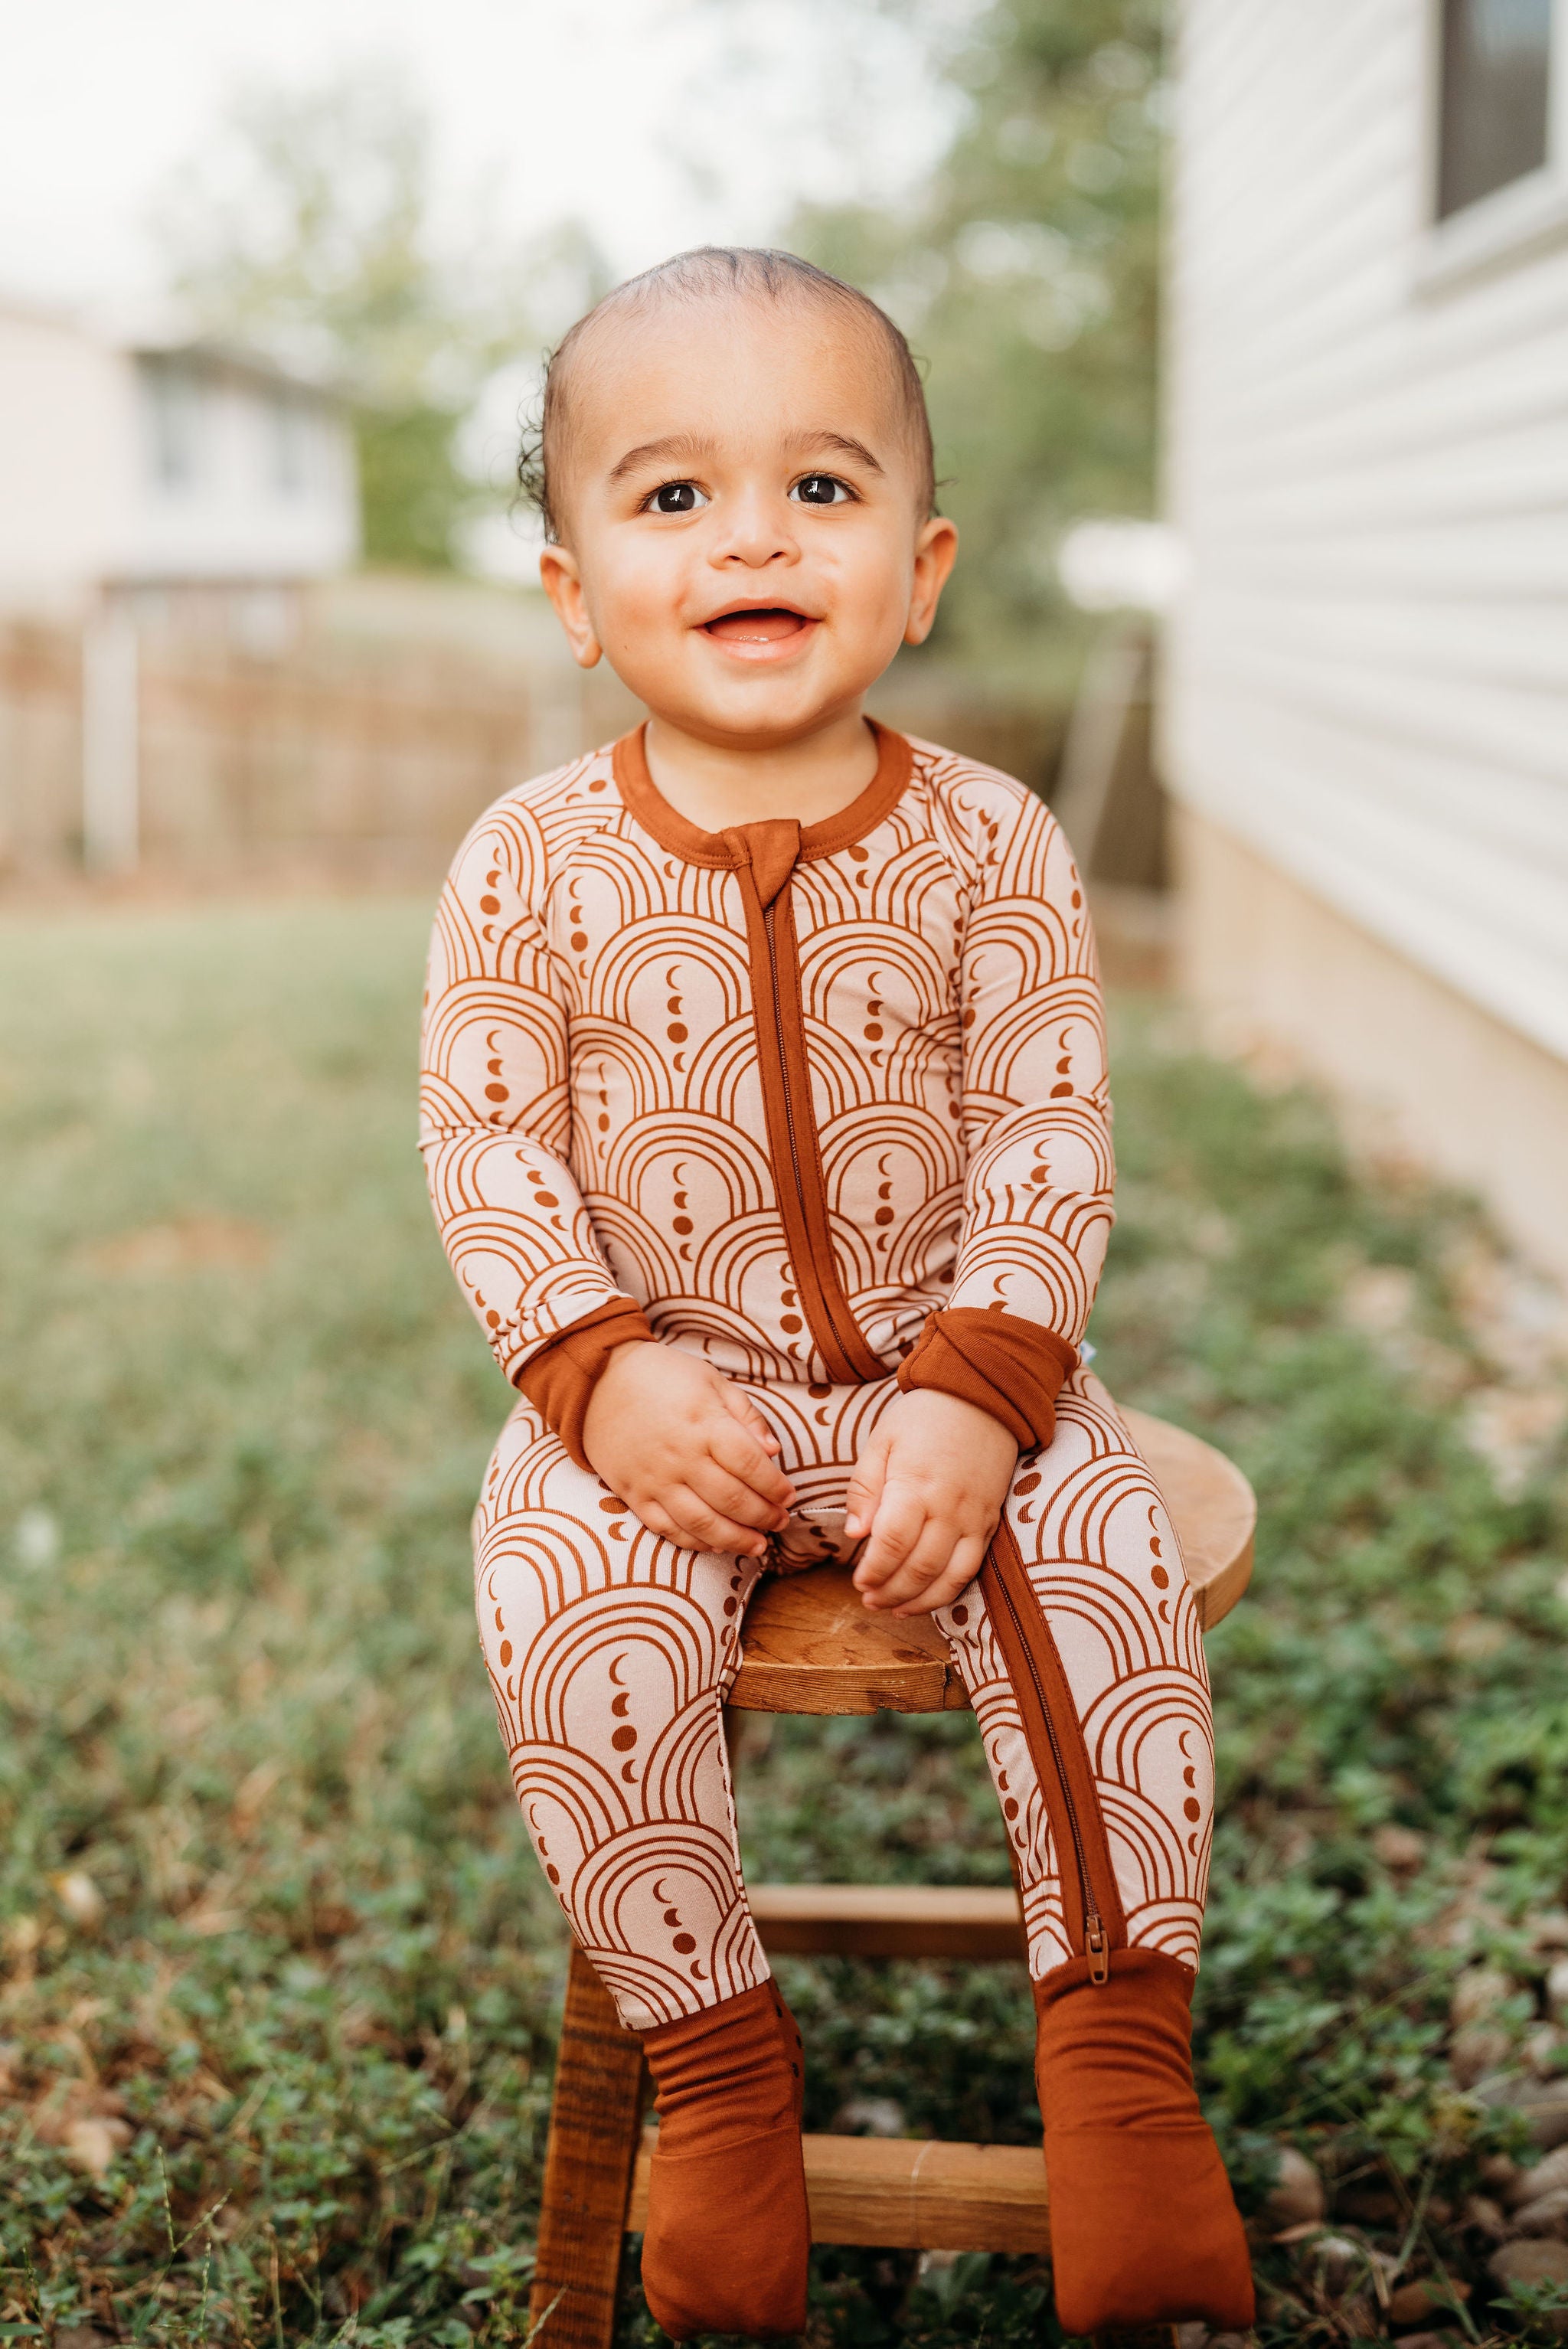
left=717, top=1381, right=784, bottom=1458
left=887, top=1533, right=986, bottom=1619
left=853, top=1487, right=923, bottom=1592
left=707, top=1416, right=795, bottom=1509
left=863, top=1521, right=968, bottom=1615
left=843, top=1436, right=891, bottom=1544
left=660, top=1486, right=773, bottom=1559
left=688, top=1457, right=792, bottom=1535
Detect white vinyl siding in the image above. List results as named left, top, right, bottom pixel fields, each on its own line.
left=1164, top=0, right=1568, bottom=1064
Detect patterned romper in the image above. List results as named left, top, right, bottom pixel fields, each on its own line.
left=420, top=722, right=1214, bottom=2032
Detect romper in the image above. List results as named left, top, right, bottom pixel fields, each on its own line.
left=420, top=723, right=1213, bottom=2031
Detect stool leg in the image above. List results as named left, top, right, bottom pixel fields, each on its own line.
left=528, top=1940, right=647, bottom=2349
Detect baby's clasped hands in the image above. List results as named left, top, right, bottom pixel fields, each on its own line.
left=582, top=1341, right=795, bottom=1559
left=844, top=1387, right=1017, bottom=1616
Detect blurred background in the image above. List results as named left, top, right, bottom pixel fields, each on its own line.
left=3, top=3, right=1568, bottom=2343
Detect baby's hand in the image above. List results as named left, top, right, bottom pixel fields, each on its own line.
left=583, top=1343, right=795, bottom=1557
left=844, top=1390, right=1017, bottom=1616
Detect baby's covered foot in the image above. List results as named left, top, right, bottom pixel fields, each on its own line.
left=639, top=1979, right=808, bottom=2340
left=1033, top=1948, right=1254, bottom=2338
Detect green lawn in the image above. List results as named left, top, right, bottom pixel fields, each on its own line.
left=1, top=900, right=1565, bottom=2346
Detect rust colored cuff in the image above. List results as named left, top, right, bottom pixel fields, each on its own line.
left=515, top=1297, right=657, bottom=1470
left=896, top=1307, right=1077, bottom=1451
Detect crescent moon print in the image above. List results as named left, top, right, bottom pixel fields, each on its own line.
left=423, top=730, right=1213, bottom=2028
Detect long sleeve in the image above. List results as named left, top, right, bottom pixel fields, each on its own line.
left=419, top=794, right=632, bottom=1390
left=949, top=785, right=1114, bottom=1344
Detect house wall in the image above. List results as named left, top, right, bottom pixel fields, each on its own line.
left=1163, top=0, right=1568, bottom=1268
left=0, top=309, right=133, bottom=609
left=126, top=358, right=358, bottom=585
left=0, top=307, right=358, bottom=607
left=1176, top=804, right=1568, bottom=1286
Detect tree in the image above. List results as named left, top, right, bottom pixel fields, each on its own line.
left=155, top=70, right=603, bottom=569
left=792, top=0, right=1164, bottom=675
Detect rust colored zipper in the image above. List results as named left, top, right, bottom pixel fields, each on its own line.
left=740, top=859, right=885, bottom=1387
left=980, top=1521, right=1124, bottom=1984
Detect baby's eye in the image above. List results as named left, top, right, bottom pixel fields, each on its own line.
left=790, top=474, right=854, bottom=506
left=646, top=480, right=708, bottom=515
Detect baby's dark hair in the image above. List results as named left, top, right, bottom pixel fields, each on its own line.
left=518, top=247, right=935, bottom=543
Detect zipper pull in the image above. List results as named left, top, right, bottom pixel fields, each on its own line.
left=1086, top=1913, right=1109, bottom=1985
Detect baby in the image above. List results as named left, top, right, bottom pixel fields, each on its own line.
left=419, top=247, right=1252, bottom=2341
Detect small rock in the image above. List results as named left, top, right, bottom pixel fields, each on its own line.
left=1509, top=2148, right=1568, bottom=2207
left=1451, top=2021, right=1513, bottom=2086
left=1473, top=2071, right=1568, bottom=2145
left=1373, top=1824, right=1428, bottom=1872
left=831, top=2096, right=906, bottom=2138
left=1547, top=1959, right=1568, bottom=2017
left=1386, top=2275, right=1470, bottom=2327
left=1303, top=2233, right=1365, bottom=2296
left=51, top=1871, right=104, bottom=1930
left=1491, top=2237, right=1568, bottom=2334
left=1465, top=2193, right=1508, bottom=2240
left=1510, top=2187, right=1568, bottom=2239
left=1491, top=2236, right=1568, bottom=2289
left=1452, top=1965, right=1514, bottom=2028
left=1261, top=2144, right=1326, bottom=2229
left=1531, top=1913, right=1568, bottom=1952
left=13, top=1506, right=60, bottom=1571
left=1528, top=2024, right=1566, bottom=2077
left=1481, top=2151, right=1522, bottom=2193
left=1175, top=2327, right=1209, bottom=2349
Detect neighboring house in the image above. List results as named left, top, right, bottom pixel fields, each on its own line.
left=0, top=296, right=358, bottom=626
left=1164, top=0, right=1568, bottom=1282
left=0, top=296, right=358, bottom=865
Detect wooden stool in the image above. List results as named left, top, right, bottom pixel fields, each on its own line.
left=528, top=1408, right=1255, bottom=2348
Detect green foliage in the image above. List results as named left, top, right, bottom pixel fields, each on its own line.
left=1, top=912, right=1565, bottom=2341
left=795, top=0, right=1164, bottom=671
left=155, top=72, right=601, bottom=571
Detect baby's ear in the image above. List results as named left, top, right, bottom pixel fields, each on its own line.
left=905, top=515, right=959, bottom=646
left=540, top=546, right=603, bottom=669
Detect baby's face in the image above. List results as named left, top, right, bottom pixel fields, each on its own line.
left=539, top=296, right=956, bottom=750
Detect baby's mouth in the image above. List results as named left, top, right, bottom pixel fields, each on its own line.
left=701, top=607, right=815, bottom=645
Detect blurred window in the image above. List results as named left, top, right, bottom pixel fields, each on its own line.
left=142, top=360, right=205, bottom=493
left=1437, top=0, right=1554, bottom=218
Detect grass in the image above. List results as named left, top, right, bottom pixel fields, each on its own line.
left=0, top=899, right=1565, bottom=2345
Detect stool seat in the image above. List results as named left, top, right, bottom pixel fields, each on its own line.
left=730, top=1406, right=1254, bottom=1715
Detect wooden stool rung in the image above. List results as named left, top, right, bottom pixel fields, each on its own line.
left=626, top=2124, right=1050, bottom=2254
left=751, top=1880, right=1027, bottom=1961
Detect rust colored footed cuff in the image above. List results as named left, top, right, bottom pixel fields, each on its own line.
left=1034, top=1947, right=1255, bottom=2338
left=897, top=1307, right=1077, bottom=1451
left=639, top=1980, right=809, bottom=2341
left=514, top=1298, right=657, bottom=1470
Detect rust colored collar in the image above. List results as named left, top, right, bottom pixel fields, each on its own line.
left=610, top=719, right=913, bottom=873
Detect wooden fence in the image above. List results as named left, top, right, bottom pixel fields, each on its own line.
left=0, top=611, right=1065, bottom=894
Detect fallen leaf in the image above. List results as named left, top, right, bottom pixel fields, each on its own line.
left=62, top=2115, right=130, bottom=2180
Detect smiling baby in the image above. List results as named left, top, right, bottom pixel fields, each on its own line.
left=419, top=247, right=1253, bottom=2343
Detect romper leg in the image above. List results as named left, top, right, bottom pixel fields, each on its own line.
left=528, top=1939, right=648, bottom=2349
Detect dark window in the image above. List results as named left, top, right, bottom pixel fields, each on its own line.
left=142, top=361, right=205, bottom=492
left=1438, top=0, right=1554, bottom=218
